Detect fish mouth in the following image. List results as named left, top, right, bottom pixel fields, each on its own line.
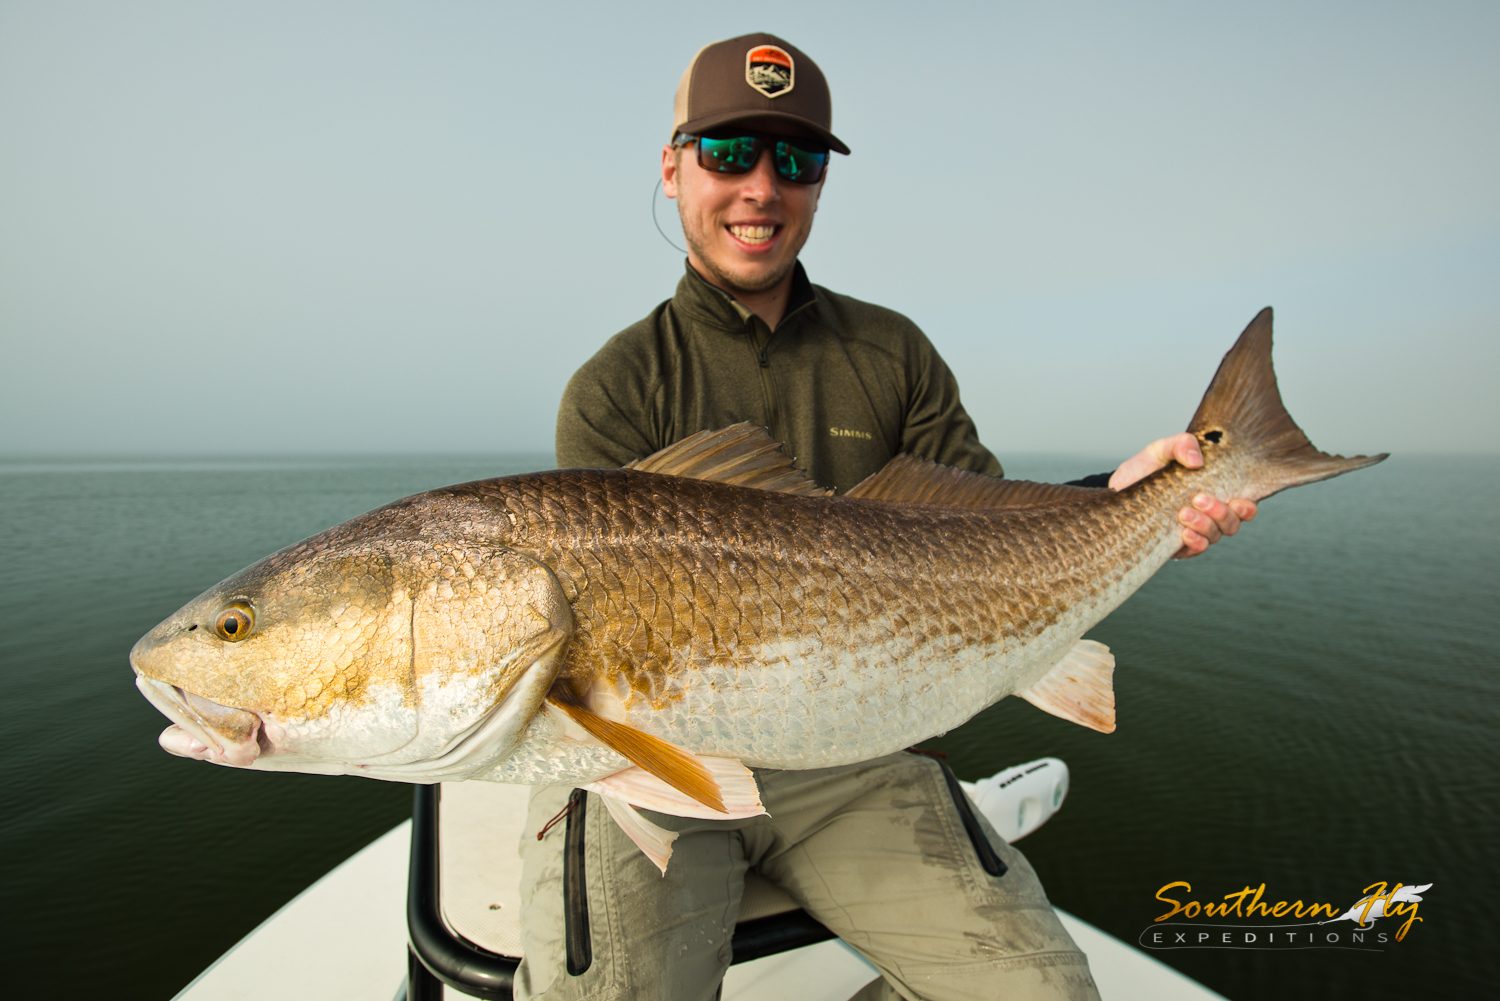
left=135, top=676, right=266, bottom=767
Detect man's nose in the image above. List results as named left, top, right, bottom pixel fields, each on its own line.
left=738, top=147, right=781, bottom=202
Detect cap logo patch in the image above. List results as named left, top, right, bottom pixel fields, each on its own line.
left=745, top=45, right=794, bottom=99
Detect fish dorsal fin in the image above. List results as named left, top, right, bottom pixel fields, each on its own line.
left=1017, top=639, right=1116, bottom=733
left=624, top=423, right=832, bottom=496
left=547, top=689, right=727, bottom=813
left=845, top=454, right=1103, bottom=508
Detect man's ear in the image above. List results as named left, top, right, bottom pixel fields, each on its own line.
left=661, top=144, right=680, bottom=198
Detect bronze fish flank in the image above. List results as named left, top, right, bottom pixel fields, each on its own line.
left=131, top=308, right=1384, bottom=857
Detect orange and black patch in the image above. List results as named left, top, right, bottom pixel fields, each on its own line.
left=746, top=45, right=794, bottom=98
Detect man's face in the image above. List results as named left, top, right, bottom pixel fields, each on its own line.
left=662, top=136, right=824, bottom=296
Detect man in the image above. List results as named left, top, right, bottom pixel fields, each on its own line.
left=516, top=33, right=1254, bottom=1001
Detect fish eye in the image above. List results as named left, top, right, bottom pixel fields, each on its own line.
left=215, top=601, right=255, bottom=642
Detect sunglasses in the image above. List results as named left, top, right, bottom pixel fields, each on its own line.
left=676, top=131, right=830, bottom=184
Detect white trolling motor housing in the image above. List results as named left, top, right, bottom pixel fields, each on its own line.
left=961, top=756, right=1070, bottom=843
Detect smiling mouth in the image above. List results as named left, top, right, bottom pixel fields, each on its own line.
left=728, top=224, right=779, bottom=245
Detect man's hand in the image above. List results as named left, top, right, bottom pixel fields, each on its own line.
left=1108, top=433, right=1258, bottom=558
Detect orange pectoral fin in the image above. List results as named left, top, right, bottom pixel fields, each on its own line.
left=546, top=689, right=727, bottom=814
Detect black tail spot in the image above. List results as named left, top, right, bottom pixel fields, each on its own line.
left=1203, top=430, right=1224, bottom=443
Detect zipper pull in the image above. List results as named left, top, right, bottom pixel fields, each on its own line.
left=758, top=347, right=769, bottom=368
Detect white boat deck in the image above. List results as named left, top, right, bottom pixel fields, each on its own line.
left=175, top=812, right=1226, bottom=1001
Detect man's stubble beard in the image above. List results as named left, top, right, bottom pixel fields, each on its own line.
left=679, top=208, right=801, bottom=297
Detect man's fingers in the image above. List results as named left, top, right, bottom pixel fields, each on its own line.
left=1171, top=434, right=1204, bottom=470
left=1194, top=495, right=1258, bottom=534
left=1178, top=506, right=1223, bottom=545
left=1108, top=433, right=1259, bottom=563
left=1190, top=494, right=1240, bottom=536
left=1175, top=510, right=1218, bottom=558
left=1229, top=499, right=1258, bottom=522
left=1110, top=436, right=1177, bottom=490
left=1173, top=495, right=1258, bottom=558
left=1176, top=503, right=1222, bottom=560
left=1110, top=433, right=1205, bottom=491
left=1174, top=529, right=1210, bottom=558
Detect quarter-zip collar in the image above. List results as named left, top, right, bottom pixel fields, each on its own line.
left=670, top=261, right=820, bottom=451
left=672, top=260, right=820, bottom=335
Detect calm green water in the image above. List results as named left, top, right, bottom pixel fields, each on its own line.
left=0, top=455, right=1493, bottom=998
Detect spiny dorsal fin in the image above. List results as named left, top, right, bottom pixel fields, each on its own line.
left=624, top=423, right=832, bottom=496
left=547, top=689, right=727, bottom=813
left=845, top=454, right=1103, bottom=508
left=1017, top=639, right=1115, bottom=733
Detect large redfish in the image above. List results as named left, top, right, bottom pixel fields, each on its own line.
left=131, top=309, right=1383, bottom=866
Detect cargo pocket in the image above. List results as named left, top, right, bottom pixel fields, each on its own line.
left=924, top=754, right=1008, bottom=877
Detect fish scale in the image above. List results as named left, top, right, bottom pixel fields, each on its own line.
left=130, top=309, right=1385, bottom=816
left=452, top=466, right=1169, bottom=773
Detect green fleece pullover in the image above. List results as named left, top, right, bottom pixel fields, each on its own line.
left=556, top=262, right=1002, bottom=493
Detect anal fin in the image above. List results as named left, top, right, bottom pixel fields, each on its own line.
left=1017, top=639, right=1116, bottom=734
left=547, top=690, right=727, bottom=813
left=597, top=796, right=678, bottom=875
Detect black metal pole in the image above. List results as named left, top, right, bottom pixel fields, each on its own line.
left=406, top=783, right=519, bottom=1000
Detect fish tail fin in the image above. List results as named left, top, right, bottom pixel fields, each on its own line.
left=1188, top=307, right=1387, bottom=501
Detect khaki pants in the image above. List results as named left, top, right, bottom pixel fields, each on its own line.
left=513, top=752, right=1099, bottom=1001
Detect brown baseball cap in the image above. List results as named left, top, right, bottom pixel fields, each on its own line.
left=672, top=33, right=850, bottom=155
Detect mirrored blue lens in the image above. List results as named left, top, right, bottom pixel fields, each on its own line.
left=774, top=141, right=828, bottom=183
left=698, top=135, right=762, bottom=173
left=693, top=134, right=828, bottom=184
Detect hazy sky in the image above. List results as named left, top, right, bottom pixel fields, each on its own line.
left=2, top=1, right=1495, bottom=460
